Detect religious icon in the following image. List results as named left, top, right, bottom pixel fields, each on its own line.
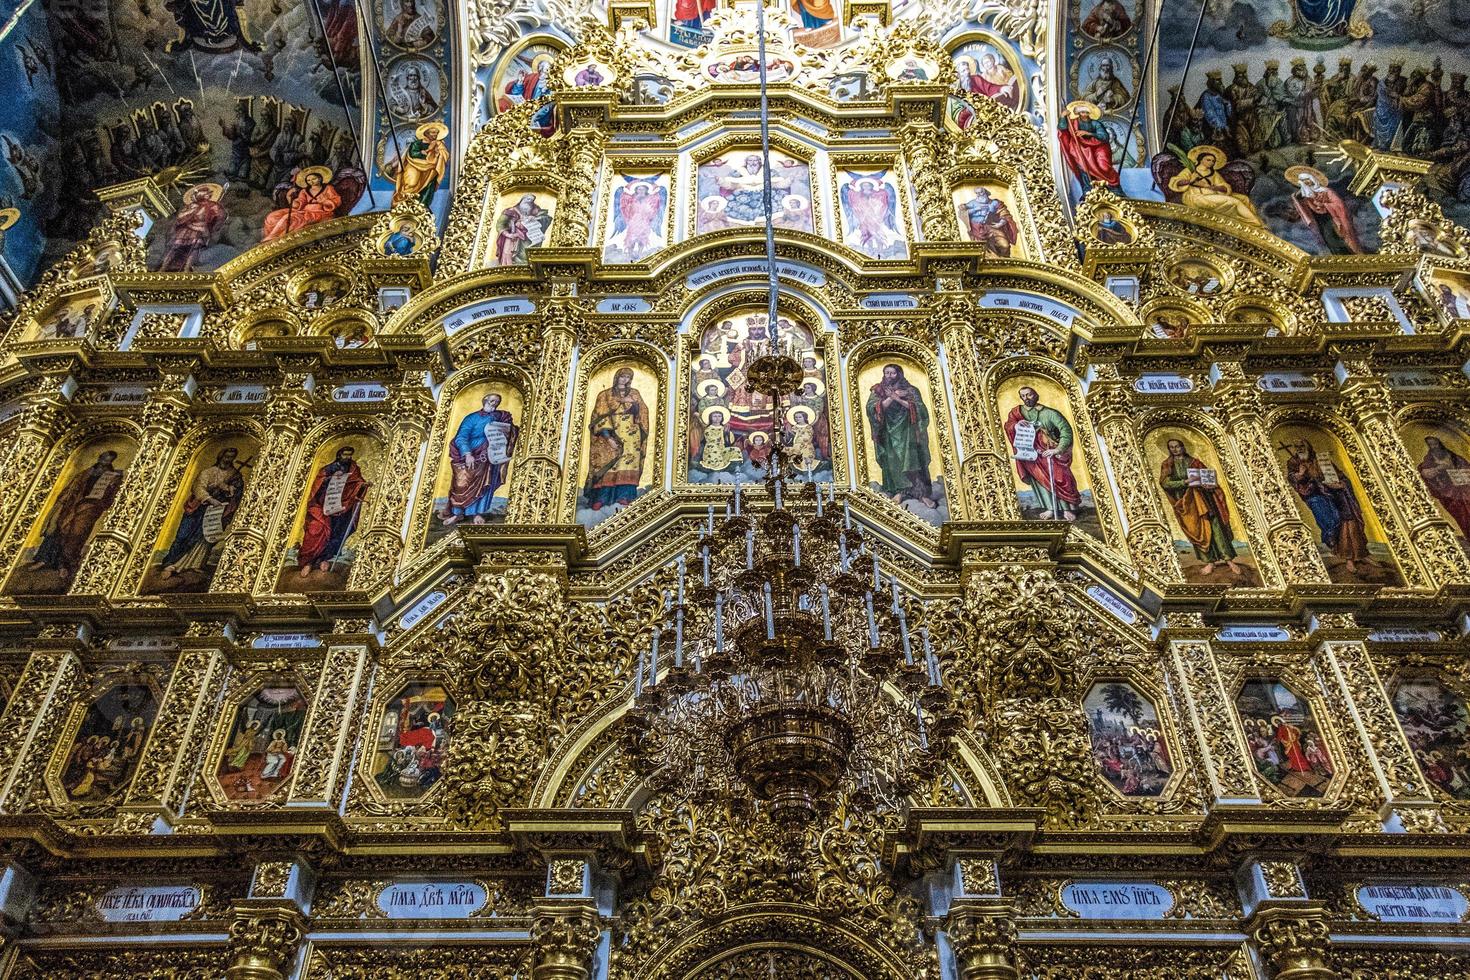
left=576, top=363, right=657, bottom=528
left=1231, top=304, right=1282, bottom=333
left=428, top=384, right=522, bottom=538
left=380, top=219, right=420, bottom=257
left=391, top=121, right=449, bottom=208
left=954, top=184, right=1021, bottom=258
left=1155, top=145, right=1263, bottom=227
left=1079, top=0, right=1133, bottom=40
left=1236, top=679, right=1334, bottom=798
left=263, top=167, right=345, bottom=242
left=1167, top=257, right=1226, bottom=296
left=240, top=320, right=295, bottom=349
left=325, top=318, right=374, bottom=348
left=34, top=297, right=103, bottom=341
left=1274, top=425, right=1403, bottom=585
left=141, top=438, right=258, bottom=594
left=382, top=0, right=439, bottom=50
left=59, top=682, right=160, bottom=803
left=564, top=60, right=616, bottom=88
left=370, top=682, right=454, bottom=799
left=837, top=168, right=906, bottom=260
left=706, top=55, right=796, bottom=83
left=1091, top=207, right=1134, bottom=244
left=1404, top=422, right=1470, bottom=541
left=1075, top=47, right=1134, bottom=111
left=1429, top=276, right=1470, bottom=320
left=1059, top=101, right=1122, bottom=191
left=160, top=182, right=227, bottom=272
left=7, top=438, right=136, bottom=595
left=1392, top=678, right=1470, bottom=800
left=493, top=42, right=560, bottom=134
left=276, top=439, right=375, bottom=592
left=603, top=173, right=670, bottom=264
left=385, top=55, right=444, bottom=121
left=1285, top=165, right=1364, bottom=254
left=860, top=360, right=948, bottom=524
left=215, top=686, right=308, bottom=801
left=886, top=53, right=938, bottom=82
left=1147, top=430, right=1261, bottom=586
left=164, top=0, right=255, bottom=52
left=952, top=37, right=1022, bottom=111
left=671, top=0, right=717, bottom=47
left=490, top=191, right=555, bottom=265
left=1269, top=0, right=1368, bottom=45
left=1407, top=219, right=1467, bottom=258
left=789, top=0, right=841, bottom=48
left=999, top=376, right=1103, bottom=538
left=696, top=150, right=813, bottom=235
left=1084, top=682, right=1172, bottom=797
left=293, top=273, right=350, bottom=309
left=1146, top=308, right=1195, bottom=339
left=688, top=312, right=830, bottom=484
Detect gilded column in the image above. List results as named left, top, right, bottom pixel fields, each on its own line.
left=531, top=903, right=603, bottom=980
left=1312, top=620, right=1439, bottom=829
left=1087, top=363, right=1185, bottom=582
left=0, top=644, right=85, bottom=812
left=67, top=394, right=190, bottom=596
left=506, top=300, right=579, bottom=525
left=1335, top=356, right=1470, bottom=587
left=1164, top=630, right=1260, bottom=805
left=900, top=117, right=959, bottom=241
left=286, top=631, right=376, bottom=807
left=0, top=378, right=71, bottom=544
left=934, top=297, right=1016, bottom=520
left=224, top=900, right=307, bottom=980
left=347, top=386, right=432, bottom=590
left=1246, top=904, right=1337, bottom=980
left=1210, top=361, right=1331, bottom=584
left=210, top=390, right=312, bottom=594
left=551, top=120, right=606, bottom=248
left=117, top=624, right=233, bottom=829
left=946, top=901, right=1020, bottom=980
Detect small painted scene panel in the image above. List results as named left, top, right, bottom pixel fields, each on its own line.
left=370, top=682, right=454, bottom=799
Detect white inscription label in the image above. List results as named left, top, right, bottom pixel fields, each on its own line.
left=860, top=293, right=921, bottom=310
left=251, top=632, right=322, bottom=649
left=686, top=260, right=826, bottom=289
left=377, top=881, right=488, bottom=919
left=1086, top=585, right=1138, bottom=624
left=216, top=384, right=269, bottom=404
left=1133, top=374, right=1195, bottom=394
left=978, top=291, right=1078, bottom=327
left=1357, top=884, right=1468, bottom=923
left=443, top=297, right=536, bottom=334
left=595, top=297, right=653, bottom=314
left=97, top=885, right=201, bottom=923
left=400, top=591, right=448, bottom=630
left=1256, top=372, right=1319, bottom=392
left=1368, top=628, right=1442, bottom=643
left=1060, top=881, right=1174, bottom=920
left=1217, top=625, right=1291, bottom=643
left=332, top=383, right=389, bottom=403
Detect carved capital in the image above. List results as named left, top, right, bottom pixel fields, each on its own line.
left=225, top=901, right=306, bottom=980
left=531, top=904, right=603, bottom=980
left=1248, top=904, right=1337, bottom=980
left=947, top=901, right=1020, bottom=980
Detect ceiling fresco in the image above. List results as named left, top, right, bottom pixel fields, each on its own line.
left=0, top=0, right=1468, bottom=293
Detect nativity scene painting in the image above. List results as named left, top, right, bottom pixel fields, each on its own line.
left=688, top=311, right=831, bottom=486
left=58, top=681, right=161, bottom=803
left=369, top=682, right=454, bottom=800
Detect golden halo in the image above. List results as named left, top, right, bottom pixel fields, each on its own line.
left=786, top=404, right=816, bottom=426
left=415, top=121, right=448, bottom=141
left=794, top=376, right=825, bottom=396
left=699, top=404, right=733, bottom=426
left=1283, top=164, right=1328, bottom=186
left=295, top=166, right=334, bottom=188
left=697, top=378, right=727, bottom=397
left=0, top=208, right=20, bottom=231
left=1185, top=144, right=1228, bottom=165
left=1065, top=99, right=1102, bottom=118
left=187, top=182, right=225, bottom=202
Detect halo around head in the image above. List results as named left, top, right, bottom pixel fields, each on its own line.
left=698, top=378, right=727, bottom=397
left=415, top=121, right=448, bottom=141
left=1066, top=100, right=1102, bottom=118
left=1283, top=164, right=1328, bottom=186
left=295, top=166, right=334, bottom=188
left=699, top=404, right=731, bottom=426
left=0, top=207, right=21, bottom=231
left=189, top=182, right=226, bottom=202
left=1185, top=145, right=1226, bottom=165
left=786, top=405, right=815, bottom=426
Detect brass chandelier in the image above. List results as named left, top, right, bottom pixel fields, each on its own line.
left=623, top=349, right=961, bottom=827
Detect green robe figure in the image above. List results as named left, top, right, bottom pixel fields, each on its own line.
left=866, top=364, right=937, bottom=508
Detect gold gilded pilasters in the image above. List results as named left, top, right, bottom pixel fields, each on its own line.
left=946, top=901, right=1020, bottom=980
left=0, top=380, right=70, bottom=546
left=0, top=647, right=84, bottom=812
left=1087, top=363, right=1186, bottom=582
left=900, top=117, right=958, bottom=241
left=934, top=298, right=1015, bottom=521
left=117, top=629, right=232, bottom=829
left=1209, top=361, right=1331, bottom=584
left=531, top=902, right=603, bottom=980
left=1246, top=903, right=1337, bottom=980
left=347, top=389, right=432, bottom=590
left=507, top=304, right=579, bottom=524
left=68, top=395, right=189, bottom=597
left=210, top=393, right=311, bottom=595
left=1334, top=357, right=1470, bottom=587
left=287, top=636, right=375, bottom=807
left=1313, top=629, right=1439, bottom=829
left=1165, top=634, right=1261, bottom=805
left=551, top=120, right=607, bottom=248
left=225, top=899, right=307, bottom=980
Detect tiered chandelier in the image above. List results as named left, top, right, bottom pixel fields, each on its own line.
left=623, top=344, right=961, bottom=826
